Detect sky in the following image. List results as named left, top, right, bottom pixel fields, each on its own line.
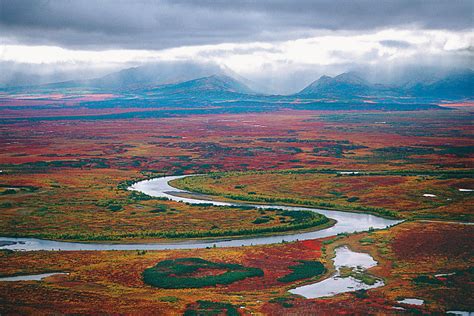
left=1, top=0, right=473, bottom=93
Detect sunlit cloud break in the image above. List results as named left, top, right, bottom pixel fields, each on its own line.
left=2, top=29, right=472, bottom=67
left=2, top=28, right=472, bottom=92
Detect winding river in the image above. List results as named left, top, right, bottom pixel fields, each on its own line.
left=0, top=175, right=400, bottom=251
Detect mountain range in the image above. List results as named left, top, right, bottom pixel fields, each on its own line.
left=297, top=70, right=473, bottom=99
left=147, top=74, right=255, bottom=96
left=3, top=63, right=473, bottom=100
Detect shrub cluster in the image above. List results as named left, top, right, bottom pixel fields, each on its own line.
left=143, top=258, right=263, bottom=289
left=184, top=300, right=239, bottom=316
left=278, top=260, right=326, bottom=282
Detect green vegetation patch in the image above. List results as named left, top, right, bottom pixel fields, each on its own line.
left=184, top=300, right=239, bottom=316
left=413, top=275, right=443, bottom=285
left=339, top=266, right=379, bottom=285
left=143, top=258, right=263, bottom=289
left=0, top=184, right=39, bottom=195
left=278, top=260, right=326, bottom=282
left=269, top=296, right=295, bottom=308
left=159, top=296, right=179, bottom=303
left=359, top=237, right=375, bottom=244
left=252, top=215, right=272, bottom=224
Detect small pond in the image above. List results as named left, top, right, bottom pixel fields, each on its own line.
left=289, top=246, right=384, bottom=298
left=0, top=272, right=67, bottom=282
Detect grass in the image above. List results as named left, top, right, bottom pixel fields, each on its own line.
left=339, top=266, right=379, bottom=285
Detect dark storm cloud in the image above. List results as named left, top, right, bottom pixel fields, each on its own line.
left=0, top=0, right=472, bottom=49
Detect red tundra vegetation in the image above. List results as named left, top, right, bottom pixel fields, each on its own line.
left=0, top=101, right=472, bottom=313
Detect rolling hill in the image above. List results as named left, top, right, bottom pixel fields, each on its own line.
left=149, top=75, right=255, bottom=96
left=297, top=70, right=473, bottom=99
left=297, top=72, right=382, bottom=97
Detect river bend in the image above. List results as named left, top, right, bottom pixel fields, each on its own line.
left=0, top=175, right=400, bottom=251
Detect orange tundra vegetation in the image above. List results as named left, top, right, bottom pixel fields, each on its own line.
left=1, top=110, right=472, bottom=239
left=0, top=107, right=472, bottom=314
left=0, top=239, right=325, bottom=314
left=0, top=221, right=471, bottom=314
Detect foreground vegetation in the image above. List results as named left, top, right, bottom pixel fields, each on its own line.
left=0, top=221, right=471, bottom=314
left=0, top=108, right=472, bottom=313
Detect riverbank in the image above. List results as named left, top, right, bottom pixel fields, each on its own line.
left=0, top=175, right=399, bottom=251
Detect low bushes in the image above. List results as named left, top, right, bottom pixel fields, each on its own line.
left=184, top=300, right=239, bottom=316
left=278, top=260, right=326, bottom=282
left=143, top=258, right=263, bottom=289
left=413, top=275, right=443, bottom=285
left=252, top=216, right=272, bottom=224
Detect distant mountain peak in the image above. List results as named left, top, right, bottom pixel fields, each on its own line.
left=185, top=74, right=254, bottom=94
left=298, top=72, right=370, bottom=96
left=35, top=61, right=234, bottom=91
left=319, top=75, right=332, bottom=80
left=334, top=72, right=367, bottom=85
left=406, top=68, right=474, bottom=97
left=152, top=74, right=255, bottom=95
